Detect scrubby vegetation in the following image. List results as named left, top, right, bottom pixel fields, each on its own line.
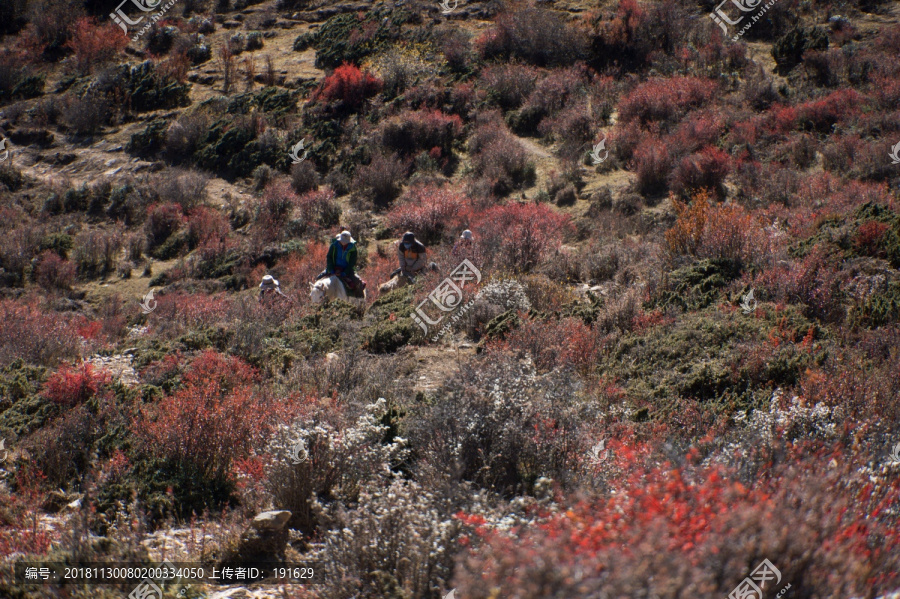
left=1, top=0, right=900, bottom=597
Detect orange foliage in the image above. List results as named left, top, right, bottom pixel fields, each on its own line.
left=65, top=17, right=128, bottom=74
left=665, top=190, right=710, bottom=257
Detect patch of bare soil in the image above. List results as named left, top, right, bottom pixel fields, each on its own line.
left=407, top=340, right=477, bottom=394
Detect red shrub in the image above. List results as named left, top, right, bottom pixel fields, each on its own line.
left=0, top=299, right=80, bottom=367
left=472, top=202, right=572, bottom=271
left=380, top=108, right=464, bottom=156
left=43, top=362, right=111, bottom=407
left=256, top=182, right=297, bottom=241
left=763, top=103, right=800, bottom=136
left=314, top=62, right=382, bottom=110
left=385, top=185, right=472, bottom=244
left=134, top=351, right=279, bottom=481
left=148, top=291, right=234, bottom=334
left=522, top=64, right=593, bottom=131
left=666, top=110, right=725, bottom=157
left=666, top=190, right=767, bottom=266
left=668, top=145, right=730, bottom=198
left=487, top=316, right=601, bottom=373
left=796, top=89, right=863, bottom=134
left=297, top=188, right=341, bottom=228
left=145, top=202, right=185, bottom=248
left=617, top=76, right=717, bottom=126
left=186, top=206, right=230, bottom=249
left=631, top=134, right=673, bottom=196
left=853, top=221, right=889, bottom=256
left=64, top=17, right=128, bottom=75
left=455, top=453, right=900, bottom=597
left=33, top=250, right=76, bottom=291
left=277, top=240, right=328, bottom=295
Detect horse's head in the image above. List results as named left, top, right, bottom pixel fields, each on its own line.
left=310, top=280, right=326, bottom=304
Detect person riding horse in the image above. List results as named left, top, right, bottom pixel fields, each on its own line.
left=317, top=230, right=365, bottom=296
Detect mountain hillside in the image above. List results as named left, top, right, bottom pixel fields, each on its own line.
left=1, top=0, right=900, bottom=597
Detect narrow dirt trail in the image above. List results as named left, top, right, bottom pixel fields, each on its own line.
left=408, top=343, right=477, bottom=394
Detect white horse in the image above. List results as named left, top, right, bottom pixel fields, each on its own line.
left=377, top=263, right=439, bottom=294
left=310, top=276, right=366, bottom=305
left=377, top=273, right=412, bottom=295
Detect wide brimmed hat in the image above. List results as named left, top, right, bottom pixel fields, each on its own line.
left=260, top=274, right=280, bottom=288
left=460, top=229, right=473, bottom=240
left=338, top=230, right=356, bottom=244
left=402, top=231, right=416, bottom=243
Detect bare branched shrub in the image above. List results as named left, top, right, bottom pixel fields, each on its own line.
left=219, top=45, right=236, bottom=94
left=405, top=353, right=593, bottom=496
left=286, top=349, right=413, bottom=405
left=476, top=5, right=589, bottom=67
left=351, top=152, right=409, bottom=208
left=61, top=92, right=110, bottom=136
left=594, top=284, right=642, bottom=334
left=263, top=398, right=408, bottom=534
left=0, top=221, right=43, bottom=286
left=364, top=45, right=440, bottom=99
left=150, top=169, right=209, bottom=211
left=290, top=160, right=320, bottom=194
left=312, top=479, right=460, bottom=599
left=72, top=229, right=122, bottom=278
left=241, top=55, right=255, bottom=92
left=165, top=112, right=210, bottom=162
left=468, top=112, right=536, bottom=196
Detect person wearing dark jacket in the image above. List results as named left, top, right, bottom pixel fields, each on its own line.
left=391, top=231, right=439, bottom=282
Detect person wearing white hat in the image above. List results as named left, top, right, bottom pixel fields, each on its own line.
left=259, top=274, right=286, bottom=302
left=452, top=229, right=476, bottom=259
left=317, top=230, right=365, bottom=295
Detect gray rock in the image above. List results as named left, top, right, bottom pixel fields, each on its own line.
left=218, top=511, right=292, bottom=571
left=250, top=510, right=292, bottom=532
